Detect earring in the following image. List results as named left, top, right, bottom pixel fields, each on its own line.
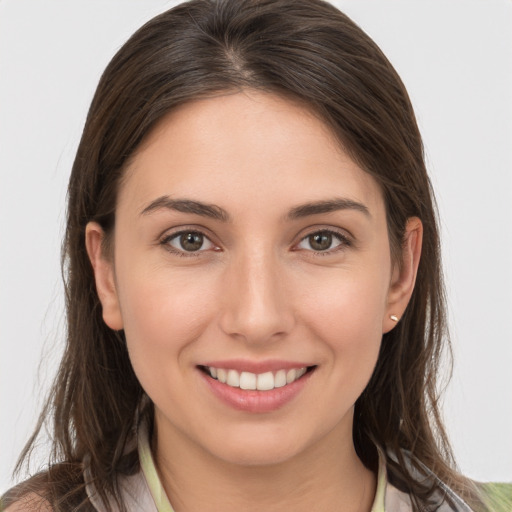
left=390, top=314, right=399, bottom=322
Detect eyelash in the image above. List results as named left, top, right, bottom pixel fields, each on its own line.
left=159, top=228, right=352, bottom=257
left=296, top=229, right=352, bottom=256
left=160, top=229, right=216, bottom=257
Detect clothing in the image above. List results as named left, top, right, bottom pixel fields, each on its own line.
left=84, top=418, right=476, bottom=512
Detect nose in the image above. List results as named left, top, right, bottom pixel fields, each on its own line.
left=218, top=249, right=295, bottom=345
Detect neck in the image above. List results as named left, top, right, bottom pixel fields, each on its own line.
left=153, top=414, right=376, bottom=512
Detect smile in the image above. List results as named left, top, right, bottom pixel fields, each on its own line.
left=198, top=361, right=317, bottom=412
left=203, top=366, right=309, bottom=391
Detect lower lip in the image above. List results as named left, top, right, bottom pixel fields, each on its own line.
left=199, top=368, right=314, bottom=413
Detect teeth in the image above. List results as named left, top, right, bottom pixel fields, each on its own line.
left=286, top=369, right=297, bottom=384
left=227, top=369, right=240, bottom=387
left=217, top=368, right=227, bottom=383
left=240, top=371, right=257, bottom=390
left=274, top=369, right=287, bottom=388
left=206, top=366, right=309, bottom=391
left=257, top=371, right=274, bottom=391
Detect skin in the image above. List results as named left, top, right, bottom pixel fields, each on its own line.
left=86, top=90, right=422, bottom=512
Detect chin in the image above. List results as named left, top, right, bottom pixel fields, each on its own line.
left=203, top=426, right=314, bottom=467
left=215, top=444, right=300, bottom=467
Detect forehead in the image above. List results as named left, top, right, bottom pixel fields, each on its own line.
left=120, top=90, right=384, bottom=219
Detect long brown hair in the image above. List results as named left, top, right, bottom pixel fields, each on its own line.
left=5, top=0, right=483, bottom=510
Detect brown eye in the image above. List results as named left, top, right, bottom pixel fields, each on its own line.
left=165, top=231, right=214, bottom=253
left=308, top=232, right=333, bottom=251
left=181, top=232, right=203, bottom=251
left=297, top=230, right=347, bottom=253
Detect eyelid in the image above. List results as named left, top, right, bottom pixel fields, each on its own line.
left=157, top=224, right=353, bottom=257
left=159, top=226, right=220, bottom=256
left=293, top=227, right=353, bottom=254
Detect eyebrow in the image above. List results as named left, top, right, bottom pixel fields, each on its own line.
left=286, top=198, right=370, bottom=220
left=140, top=196, right=230, bottom=222
left=140, top=196, right=370, bottom=222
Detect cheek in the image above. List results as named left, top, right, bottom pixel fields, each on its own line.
left=300, top=264, right=388, bottom=328
left=301, top=276, right=385, bottom=422
left=297, top=266, right=387, bottom=373
left=115, top=265, right=220, bottom=376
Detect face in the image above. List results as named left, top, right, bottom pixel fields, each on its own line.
left=87, top=91, right=420, bottom=467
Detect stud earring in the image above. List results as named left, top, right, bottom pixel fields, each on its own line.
left=390, top=315, right=399, bottom=322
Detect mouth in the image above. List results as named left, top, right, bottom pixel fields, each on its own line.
left=198, top=365, right=316, bottom=391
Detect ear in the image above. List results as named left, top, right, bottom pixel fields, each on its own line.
left=85, top=222, right=124, bottom=331
left=383, top=217, right=423, bottom=333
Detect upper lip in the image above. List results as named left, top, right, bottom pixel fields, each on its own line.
left=199, top=359, right=315, bottom=374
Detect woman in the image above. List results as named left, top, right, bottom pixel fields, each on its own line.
left=2, top=0, right=508, bottom=510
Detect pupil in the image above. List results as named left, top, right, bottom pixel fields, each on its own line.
left=310, top=233, right=332, bottom=251
left=181, top=232, right=203, bottom=251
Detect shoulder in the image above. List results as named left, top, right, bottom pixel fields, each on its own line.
left=1, top=471, right=53, bottom=512
left=1, top=492, right=52, bottom=512
left=1, top=464, right=86, bottom=512
left=478, top=482, right=512, bottom=512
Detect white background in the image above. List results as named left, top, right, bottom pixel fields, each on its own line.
left=1, top=0, right=511, bottom=494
